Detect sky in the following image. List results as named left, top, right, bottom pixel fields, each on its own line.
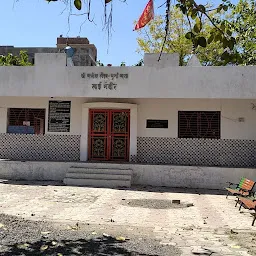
left=1, top=0, right=218, bottom=66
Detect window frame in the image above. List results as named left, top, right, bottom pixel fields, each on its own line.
left=7, top=108, right=46, bottom=135
left=178, top=111, right=221, bottom=139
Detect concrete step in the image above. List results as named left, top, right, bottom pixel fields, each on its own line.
left=65, top=172, right=131, bottom=181
left=69, top=167, right=132, bottom=176
left=63, top=178, right=130, bottom=188
left=64, top=167, right=132, bottom=188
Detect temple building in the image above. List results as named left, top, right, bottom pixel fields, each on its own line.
left=0, top=45, right=255, bottom=189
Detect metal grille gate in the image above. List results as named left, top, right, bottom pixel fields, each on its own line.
left=88, top=109, right=130, bottom=161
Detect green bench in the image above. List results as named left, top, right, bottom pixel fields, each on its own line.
left=226, top=177, right=255, bottom=199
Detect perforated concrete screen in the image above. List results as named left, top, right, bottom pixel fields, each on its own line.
left=0, top=134, right=80, bottom=161
left=136, top=137, right=256, bottom=167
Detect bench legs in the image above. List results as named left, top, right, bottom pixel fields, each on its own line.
left=238, top=201, right=256, bottom=226
left=226, top=191, right=229, bottom=199
left=235, top=198, right=239, bottom=207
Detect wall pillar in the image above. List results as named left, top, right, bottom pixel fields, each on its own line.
left=0, top=108, right=7, bottom=133
left=80, top=107, right=89, bottom=161
left=130, top=106, right=137, bottom=161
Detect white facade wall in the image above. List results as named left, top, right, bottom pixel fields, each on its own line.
left=0, top=97, right=83, bottom=135
left=0, top=53, right=256, bottom=99
left=136, top=98, right=256, bottom=140
left=0, top=97, right=256, bottom=140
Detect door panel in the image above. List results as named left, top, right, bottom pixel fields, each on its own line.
left=91, top=110, right=108, bottom=134
left=110, top=136, right=129, bottom=160
left=111, top=111, right=129, bottom=134
left=90, top=136, right=108, bottom=160
left=89, top=109, right=130, bottom=161
left=89, top=110, right=109, bottom=160
left=110, top=111, right=130, bottom=160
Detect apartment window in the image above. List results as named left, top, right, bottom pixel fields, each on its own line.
left=178, top=111, right=220, bottom=139
left=7, top=108, right=45, bottom=134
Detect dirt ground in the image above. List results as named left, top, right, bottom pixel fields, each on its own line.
left=0, top=181, right=255, bottom=255
left=230, top=232, right=256, bottom=256
left=0, top=214, right=181, bottom=256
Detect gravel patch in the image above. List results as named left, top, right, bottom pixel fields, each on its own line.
left=0, top=214, right=181, bottom=256
left=122, top=199, right=192, bottom=209
left=230, top=231, right=256, bottom=256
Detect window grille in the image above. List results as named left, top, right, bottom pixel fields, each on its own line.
left=178, top=111, right=220, bottom=139
left=7, top=108, right=45, bottom=134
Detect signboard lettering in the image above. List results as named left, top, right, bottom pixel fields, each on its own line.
left=146, top=120, right=168, bottom=129
left=48, top=101, right=71, bottom=132
left=81, top=72, right=129, bottom=91
left=81, top=72, right=129, bottom=80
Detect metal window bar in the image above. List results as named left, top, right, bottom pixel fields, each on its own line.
left=8, top=108, right=45, bottom=134
left=178, top=111, right=220, bottom=139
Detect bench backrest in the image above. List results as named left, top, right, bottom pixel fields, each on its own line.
left=240, top=178, right=255, bottom=191
left=238, top=177, right=245, bottom=188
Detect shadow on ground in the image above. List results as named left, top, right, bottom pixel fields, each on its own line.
left=0, top=180, right=63, bottom=187
left=1, top=237, right=158, bottom=256
left=0, top=179, right=228, bottom=195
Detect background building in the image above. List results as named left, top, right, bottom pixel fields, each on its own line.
left=0, top=36, right=97, bottom=66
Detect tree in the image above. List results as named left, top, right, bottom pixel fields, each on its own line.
left=46, top=0, right=238, bottom=63
left=230, top=0, right=256, bottom=65
left=0, top=51, right=32, bottom=66
left=137, top=0, right=256, bottom=66
left=136, top=6, right=225, bottom=66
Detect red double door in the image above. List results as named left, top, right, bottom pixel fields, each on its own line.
left=89, top=109, right=130, bottom=161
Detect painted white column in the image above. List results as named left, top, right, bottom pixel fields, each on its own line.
left=130, top=106, right=137, bottom=161
left=0, top=108, right=7, bottom=133
left=80, top=107, right=89, bottom=161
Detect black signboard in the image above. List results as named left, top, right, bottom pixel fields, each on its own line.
left=146, top=119, right=168, bottom=129
left=48, top=101, right=71, bottom=132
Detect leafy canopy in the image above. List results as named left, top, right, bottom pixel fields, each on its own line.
left=230, top=0, right=256, bottom=65
left=47, top=0, right=255, bottom=64
left=136, top=5, right=225, bottom=66
left=0, top=51, right=32, bottom=66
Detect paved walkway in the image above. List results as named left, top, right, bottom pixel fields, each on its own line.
left=0, top=180, right=255, bottom=255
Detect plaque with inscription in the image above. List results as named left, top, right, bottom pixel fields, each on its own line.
left=146, top=120, right=168, bottom=129
left=48, top=101, right=71, bottom=132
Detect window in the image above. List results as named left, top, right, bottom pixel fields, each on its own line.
left=7, top=108, right=45, bottom=134
left=178, top=111, right=220, bottom=139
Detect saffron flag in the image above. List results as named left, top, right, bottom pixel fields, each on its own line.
left=134, top=0, right=154, bottom=30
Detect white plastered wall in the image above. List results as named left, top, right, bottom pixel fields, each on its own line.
left=0, top=96, right=84, bottom=135
left=1, top=97, right=256, bottom=139
left=135, top=98, right=256, bottom=140
left=1, top=97, right=256, bottom=161
left=80, top=102, right=137, bottom=161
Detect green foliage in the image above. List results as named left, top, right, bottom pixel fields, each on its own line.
left=175, top=0, right=236, bottom=54
left=134, top=59, right=144, bottom=66
left=136, top=6, right=225, bottom=66
left=74, top=0, right=82, bottom=10
left=136, top=1, right=255, bottom=66
left=46, top=0, right=255, bottom=65
left=174, top=0, right=255, bottom=64
left=229, top=0, right=256, bottom=65
left=0, top=51, right=32, bottom=66
left=96, top=60, right=104, bottom=66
